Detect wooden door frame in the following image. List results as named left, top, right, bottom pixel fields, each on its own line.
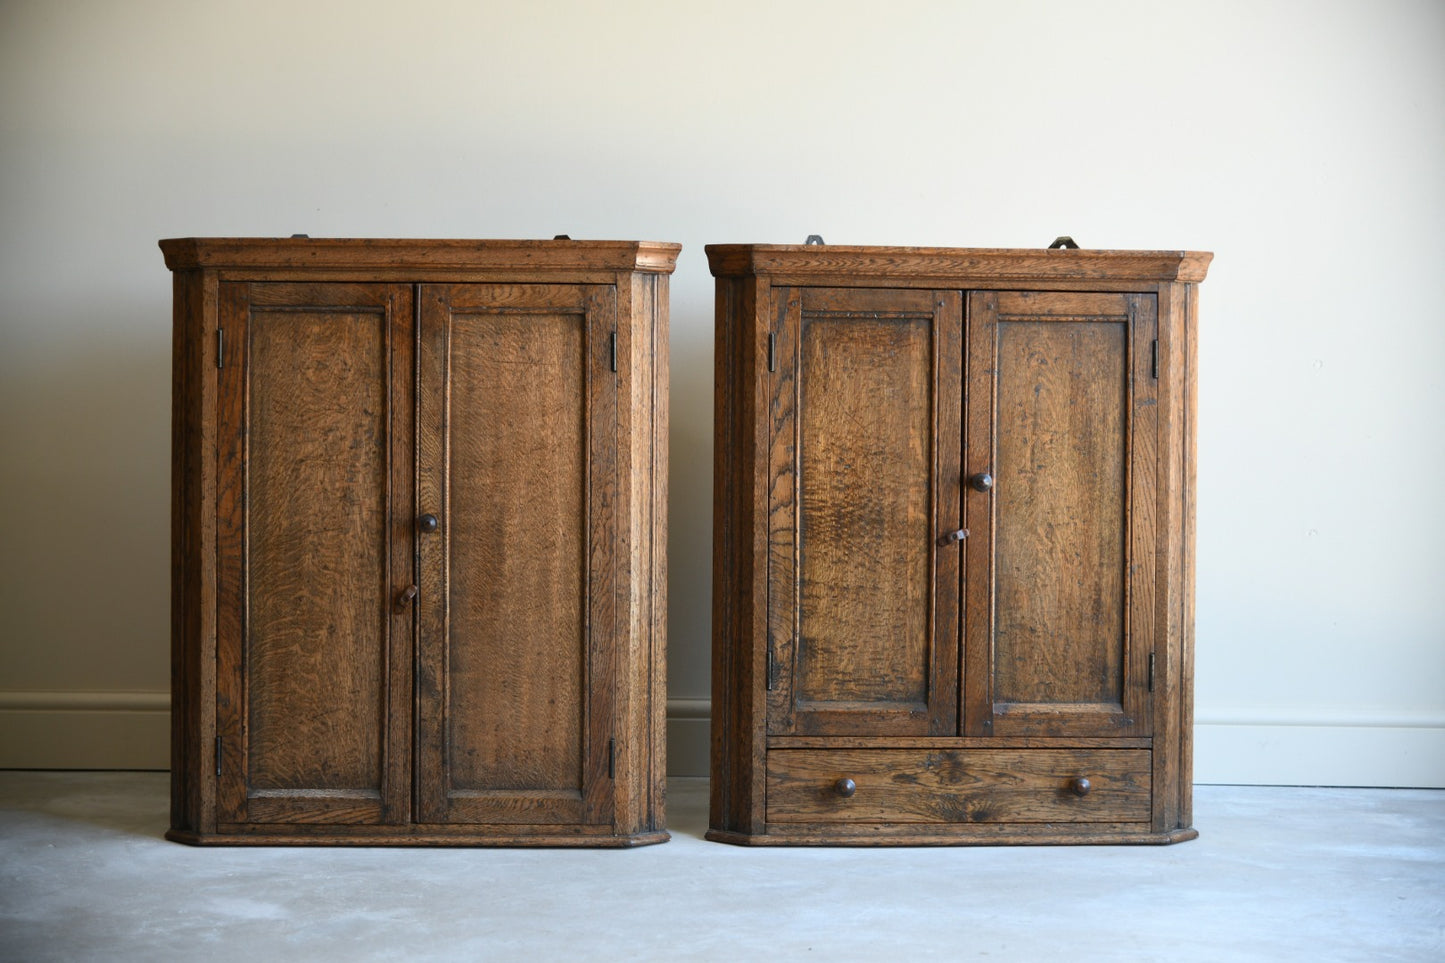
left=963, top=289, right=1157, bottom=739
left=412, top=282, right=617, bottom=827
left=765, top=285, right=964, bottom=737
left=214, top=280, right=415, bottom=829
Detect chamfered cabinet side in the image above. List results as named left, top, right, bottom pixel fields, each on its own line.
left=165, top=238, right=677, bottom=847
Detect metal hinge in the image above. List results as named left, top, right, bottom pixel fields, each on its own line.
left=1151, top=339, right=1159, bottom=380
left=767, top=332, right=776, bottom=372
left=1148, top=653, right=1156, bottom=693
left=766, top=641, right=778, bottom=691
left=609, top=331, right=618, bottom=372
left=216, top=329, right=225, bottom=368
left=607, top=738, right=616, bottom=779
left=215, top=735, right=223, bottom=776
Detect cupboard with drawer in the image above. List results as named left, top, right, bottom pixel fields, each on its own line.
left=707, top=242, right=1210, bottom=844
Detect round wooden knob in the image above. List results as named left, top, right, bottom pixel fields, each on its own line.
left=969, top=472, right=994, bottom=493
left=834, top=777, right=857, bottom=798
left=1069, top=776, right=1092, bottom=797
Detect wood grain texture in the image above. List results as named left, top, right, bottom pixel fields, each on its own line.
left=446, top=303, right=586, bottom=793
left=1179, top=282, right=1199, bottom=832
left=1126, top=294, right=1159, bottom=742
left=767, top=748, right=1151, bottom=824
left=415, top=283, right=610, bottom=828
left=169, top=268, right=211, bottom=836
left=766, top=735, right=1153, bottom=749
left=797, top=315, right=931, bottom=705
left=706, top=825, right=1197, bottom=847
left=161, top=238, right=681, bottom=276
left=246, top=298, right=389, bottom=794
left=168, top=827, right=671, bottom=847
left=582, top=285, right=620, bottom=829
left=613, top=271, right=670, bottom=836
left=709, top=244, right=1206, bottom=845
left=168, top=238, right=674, bottom=846
left=647, top=275, right=670, bottom=833
left=967, top=290, right=1159, bottom=740
left=991, top=297, right=1128, bottom=718
left=706, top=245, right=1212, bottom=285
left=766, top=287, right=961, bottom=737
left=1151, top=281, right=1195, bottom=834
left=710, top=274, right=776, bottom=836
left=214, top=281, right=412, bottom=828
left=961, top=291, right=997, bottom=739
left=764, top=287, right=801, bottom=735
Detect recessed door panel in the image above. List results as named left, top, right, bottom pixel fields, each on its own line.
left=996, top=318, right=1127, bottom=705
left=447, top=310, right=585, bottom=795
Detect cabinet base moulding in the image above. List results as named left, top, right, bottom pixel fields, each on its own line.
left=165, top=829, right=670, bottom=848
left=704, top=827, right=1200, bottom=847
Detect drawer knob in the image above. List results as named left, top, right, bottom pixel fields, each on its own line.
left=418, top=513, right=440, bottom=533
left=969, top=472, right=994, bottom=493
left=833, top=777, right=857, bottom=798
left=1069, top=776, right=1092, bottom=797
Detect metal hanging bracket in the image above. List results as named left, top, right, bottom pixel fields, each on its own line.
left=804, top=234, right=825, bottom=245
left=1048, top=236, right=1080, bottom=249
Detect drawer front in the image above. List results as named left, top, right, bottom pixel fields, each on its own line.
left=767, top=748, right=1151, bottom=824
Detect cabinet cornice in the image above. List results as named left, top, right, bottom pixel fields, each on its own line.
left=161, top=237, right=682, bottom=276
left=705, top=244, right=1211, bottom=284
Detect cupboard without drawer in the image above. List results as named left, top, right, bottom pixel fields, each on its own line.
left=708, top=243, right=1210, bottom=845
left=165, top=237, right=677, bottom=846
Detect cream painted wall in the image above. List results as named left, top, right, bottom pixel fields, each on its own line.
left=1, top=0, right=1441, bottom=784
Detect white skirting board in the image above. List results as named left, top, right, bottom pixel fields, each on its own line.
left=4, top=692, right=1442, bottom=788
left=0, top=691, right=170, bottom=770
left=1192, top=708, right=1445, bottom=788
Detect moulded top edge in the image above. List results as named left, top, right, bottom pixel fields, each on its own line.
left=159, top=237, right=683, bottom=274
left=704, top=244, right=1212, bottom=283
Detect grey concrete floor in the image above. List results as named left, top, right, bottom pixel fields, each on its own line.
left=0, top=773, right=1441, bottom=962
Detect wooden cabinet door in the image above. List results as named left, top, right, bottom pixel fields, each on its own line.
left=415, top=284, right=617, bottom=826
left=215, top=282, right=415, bottom=827
left=767, top=287, right=963, bottom=736
left=964, top=291, right=1157, bottom=738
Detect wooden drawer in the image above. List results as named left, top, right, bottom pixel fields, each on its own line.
left=766, top=748, right=1152, bottom=824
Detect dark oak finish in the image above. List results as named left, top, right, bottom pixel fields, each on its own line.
left=414, top=283, right=613, bottom=828
left=766, top=287, right=963, bottom=739
left=166, top=238, right=678, bottom=846
left=766, top=748, right=1151, bottom=824
left=969, top=290, right=1157, bottom=739
left=215, top=282, right=413, bottom=829
left=709, top=243, right=1209, bottom=845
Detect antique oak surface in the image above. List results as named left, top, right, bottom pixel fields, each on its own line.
left=709, top=243, right=1209, bottom=845
left=167, top=238, right=677, bottom=846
